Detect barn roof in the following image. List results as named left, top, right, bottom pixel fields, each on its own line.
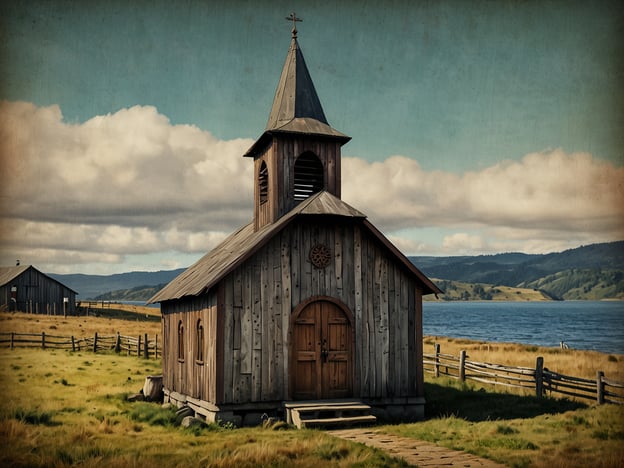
left=0, top=265, right=30, bottom=286
left=243, top=35, right=350, bottom=158
left=149, top=191, right=441, bottom=303
left=0, top=265, right=78, bottom=294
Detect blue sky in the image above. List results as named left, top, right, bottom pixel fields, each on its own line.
left=1, top=0, right=623, bottom=274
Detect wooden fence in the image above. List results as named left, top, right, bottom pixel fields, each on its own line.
left=0, top=331, right=159, bottom=359
left=424, top=343, right=624, bottom=405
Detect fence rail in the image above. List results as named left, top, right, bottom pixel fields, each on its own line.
left=0, top=331, right=159, bottom=359
left=424, top=343, right=623, bottom=405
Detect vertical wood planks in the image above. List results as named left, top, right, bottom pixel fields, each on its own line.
left=161, top=216, right=427, bottom=405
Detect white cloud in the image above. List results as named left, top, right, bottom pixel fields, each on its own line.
left=0, top=100, right=622, bottom=273
left=342, top=149, right=624, bottom=249
left=442, top=233, right=488, bottom=252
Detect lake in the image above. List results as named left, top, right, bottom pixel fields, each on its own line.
left=423, top=301, right=624, bottom=355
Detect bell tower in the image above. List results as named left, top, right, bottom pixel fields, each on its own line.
left=244, top=14, right=351, bottom=230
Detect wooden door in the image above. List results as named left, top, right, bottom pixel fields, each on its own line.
left=291, top=300, right=353, bottom=400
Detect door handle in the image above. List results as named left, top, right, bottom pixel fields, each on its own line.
left=321, top=339, right=328, bottom=363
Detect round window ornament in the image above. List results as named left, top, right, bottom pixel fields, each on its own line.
left=309, top=244, right=332, bottom=269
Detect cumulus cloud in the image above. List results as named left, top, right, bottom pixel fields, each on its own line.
left=342, top=150, right=624, bottom=243
left=0, top=100, right=622, bottom=273
left=0, top=101, right=254, bottom=270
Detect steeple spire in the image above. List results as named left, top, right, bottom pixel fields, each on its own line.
left=244, top=18, right=350, bottom=159
left=265, top=24, right=329, bottom=130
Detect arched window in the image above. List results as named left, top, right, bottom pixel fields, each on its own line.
left=177, top=320, right=184, bottom=361
left=196, top=319, right=204, bottom=363
left=258, top=161, right=269, bottom=204
left=293, top=152, right=324, bottom=201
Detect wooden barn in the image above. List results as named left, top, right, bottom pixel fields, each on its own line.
left=150, top=25, right=441, bottom=426
left=0, top=264, right=77, bottom=315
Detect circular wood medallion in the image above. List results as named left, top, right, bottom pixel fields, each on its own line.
left=309, top=244, right=332, bottom=269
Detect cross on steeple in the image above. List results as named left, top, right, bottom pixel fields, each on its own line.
left=285, top=12, right=302, bottom=38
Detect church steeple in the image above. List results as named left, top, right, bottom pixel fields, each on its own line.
left=265, top=34, right=328, bottom=130
left=245, top=16, right=350, bottom=231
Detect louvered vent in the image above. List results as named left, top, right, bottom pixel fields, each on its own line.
left=294, top=152, right=324, bottom=201
left=259, top=161, right=269, bottom=204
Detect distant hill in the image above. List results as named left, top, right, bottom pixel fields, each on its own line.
left=92, top=284, right=168, bottom=302
left=49, top=241, right=624, bottom=301
left=410, top=241, right=624, bottom=300
left=49, top=269, right=185, bottom=300
left=424, top=279, right=553, bottom=301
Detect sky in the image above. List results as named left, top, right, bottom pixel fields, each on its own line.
left=0, top=0, right=623, bottom=275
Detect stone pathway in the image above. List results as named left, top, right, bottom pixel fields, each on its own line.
left=326, top=428, right=506, bottom=467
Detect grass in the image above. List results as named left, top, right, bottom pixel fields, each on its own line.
left=0, top=348, right=405, bottom=467
left=381, top=376, right=624, bottom=467
left=423, top=335, right=624, bottom=381
left=0, top=309, right=161, bottom=338
left=1, top=312, right=623, bottom=466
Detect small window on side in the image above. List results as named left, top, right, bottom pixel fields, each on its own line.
left=196, top=319, right=204, bottom=364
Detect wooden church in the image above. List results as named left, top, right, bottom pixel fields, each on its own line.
left=150, top=20, right=441, bottom=426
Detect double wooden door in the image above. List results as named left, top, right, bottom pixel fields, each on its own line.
left=291, top=300, right=353, bottom=400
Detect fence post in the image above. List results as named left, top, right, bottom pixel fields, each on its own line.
left=137, top=335, right=142, bottom=357
left=597, top=371, right=605, bottom=405
left=459, top=350, right=466, bottom=382
left=535, top=356, right=544, bottom=397
left=10, top=332, right=14, bottom=349
left=155, top=334, right=158, bottom=359
left=144, top=333, right=149, bottom=359
left=42, top=331, right=46, bottom=349
left=71, top=335, right=76, bottom=352
left=93, top=332, right=98, bottom=353
left=115, top=332, right=121, bottom=353
left=434, top=343, right=440, bottom=377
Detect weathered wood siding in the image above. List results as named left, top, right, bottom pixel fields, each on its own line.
left=254, top=135, right=342, bottom=229
left=0, top=267, right=76, bottom=314
left=161, top=294, right=220, bottom=403
left=217, top=217, right=423, bottom=403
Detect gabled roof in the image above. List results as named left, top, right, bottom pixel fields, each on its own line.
left=243, top=37, right=350, bottom=158
left=149, top=191, right=440, bottom=303
left=0, top=265, right=79, bottom=294
left=0, top=265, right=30, bottom=286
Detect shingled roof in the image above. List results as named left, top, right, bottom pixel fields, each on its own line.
left=149, top=191, right=440, bottom=303
left=244, top=35, right=349, bottom=158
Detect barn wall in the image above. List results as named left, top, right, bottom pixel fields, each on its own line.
left=161, top=294, right=219, bottom=404
left=0, top=267, right=76, bottom=314
left=218, top=217, right=423, bottom=404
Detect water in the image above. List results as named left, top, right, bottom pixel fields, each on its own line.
left=423, top=301, right=624, bottom=355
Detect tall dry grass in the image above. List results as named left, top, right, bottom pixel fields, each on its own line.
left=424, top=335, right=624, bottom=382
left=0, top=309, right=161, bottom=338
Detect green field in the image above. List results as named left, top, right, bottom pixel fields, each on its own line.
left=1, top=347, right=622, bottom=467
left=0, top=348, right=406, bottom=467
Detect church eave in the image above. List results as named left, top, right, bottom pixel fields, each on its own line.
left=243, top=121, right=351, bottom=158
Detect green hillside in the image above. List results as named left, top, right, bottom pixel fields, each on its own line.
left=412, top=241, right=624, bottom=301
left=426, top=279, right=552, bottom=301
left=518, top=269, right=624, bottom=300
